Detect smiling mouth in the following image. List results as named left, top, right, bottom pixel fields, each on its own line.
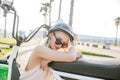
left=55, top=47, right=59, bottom=50
left=49, top=44, right=58, bottom=50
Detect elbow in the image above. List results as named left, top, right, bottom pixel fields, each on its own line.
left=77, top=52, right=83, bottom=59
left=71, top=56, right=77, bottom=62
left=67, top=54, right=76, bottom=62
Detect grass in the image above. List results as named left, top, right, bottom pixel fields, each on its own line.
left=0, top=46, right=12, bottom=58
left=77, top=48, right=115, bottom=58
left=0, top=38, right=16, bottom=58
left=0, top=38, right=16, bottom=45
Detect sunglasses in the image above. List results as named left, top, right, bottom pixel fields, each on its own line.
left=53, top=32, right=68, bottom=48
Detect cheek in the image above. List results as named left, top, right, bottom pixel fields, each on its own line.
left=49, top=41, right=56, bottom=49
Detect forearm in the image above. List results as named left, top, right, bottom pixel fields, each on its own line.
left=35, top=45, right=76, bottom=62
left=43, top=59, right=52, bottom=64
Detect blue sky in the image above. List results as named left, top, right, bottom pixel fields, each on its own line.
left=0, top=0, right=120, bottom=38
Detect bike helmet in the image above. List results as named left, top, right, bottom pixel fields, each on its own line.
left=48, top=23, right=74, bottom=41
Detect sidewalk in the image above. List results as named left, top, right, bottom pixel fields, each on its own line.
left=77, top=45, right=120, bottom=58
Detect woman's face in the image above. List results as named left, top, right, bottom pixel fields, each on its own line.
left=49, top=31, right=70, bottom=50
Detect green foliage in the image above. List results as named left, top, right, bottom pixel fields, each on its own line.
left=115, top=17, right=120, bottom=27
left=77, top=48, right=115, bottom=58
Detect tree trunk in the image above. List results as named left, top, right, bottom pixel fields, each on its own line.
left=115, top=26, right=118, bottom=45
left=49, top=1, right=51, bottom=26
left=4, top=17, right=6, bottom=37
left=58, top=0, right=62, bottom=20
left=69, top=0, right=74, bottom=27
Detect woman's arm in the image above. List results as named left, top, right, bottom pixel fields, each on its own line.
left=33, top=45, right=77, bottom=62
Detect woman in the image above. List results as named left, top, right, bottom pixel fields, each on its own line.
left=20, top=23, right=82, bottom=80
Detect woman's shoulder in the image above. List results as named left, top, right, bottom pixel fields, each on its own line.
left=34, top=44, right=47, bottom=51
left=32, top=44, right=50, bottom=57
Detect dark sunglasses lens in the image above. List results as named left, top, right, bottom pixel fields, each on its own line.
left=62, top=43, right=68, bottom=48
left=55, top=39, right=62, bottom=45
left=55, top=39, right=68, bottom=48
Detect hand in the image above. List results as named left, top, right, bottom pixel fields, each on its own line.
left=40, top=59, right=51, bottom=71
left=71, top=32, right=78, bottom=46
left=73, top=33, right=78, bottom=42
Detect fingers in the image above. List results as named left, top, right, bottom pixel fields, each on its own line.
left=73, top=33, right=78, bottom=41
left=40, top=59, right=50, bottom=71
left=70, top=32, right=78, bottom=46
left=40, top=63, right=48, bottom=71
left=40, top=65, right=48, bottom=71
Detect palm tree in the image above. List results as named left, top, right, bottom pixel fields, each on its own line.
left=40, top=3, right=50, bottom=38
left=40, top=3, right=50, bottom=24
left=58, top=0, right=62, bottom=20
left=49, top=0, right=54, bottom=26
left=114, top=17, right=120, bottom=45
left=69, top=0, right=74, bottom=27
left=40, top=0, right=54, bottom=25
